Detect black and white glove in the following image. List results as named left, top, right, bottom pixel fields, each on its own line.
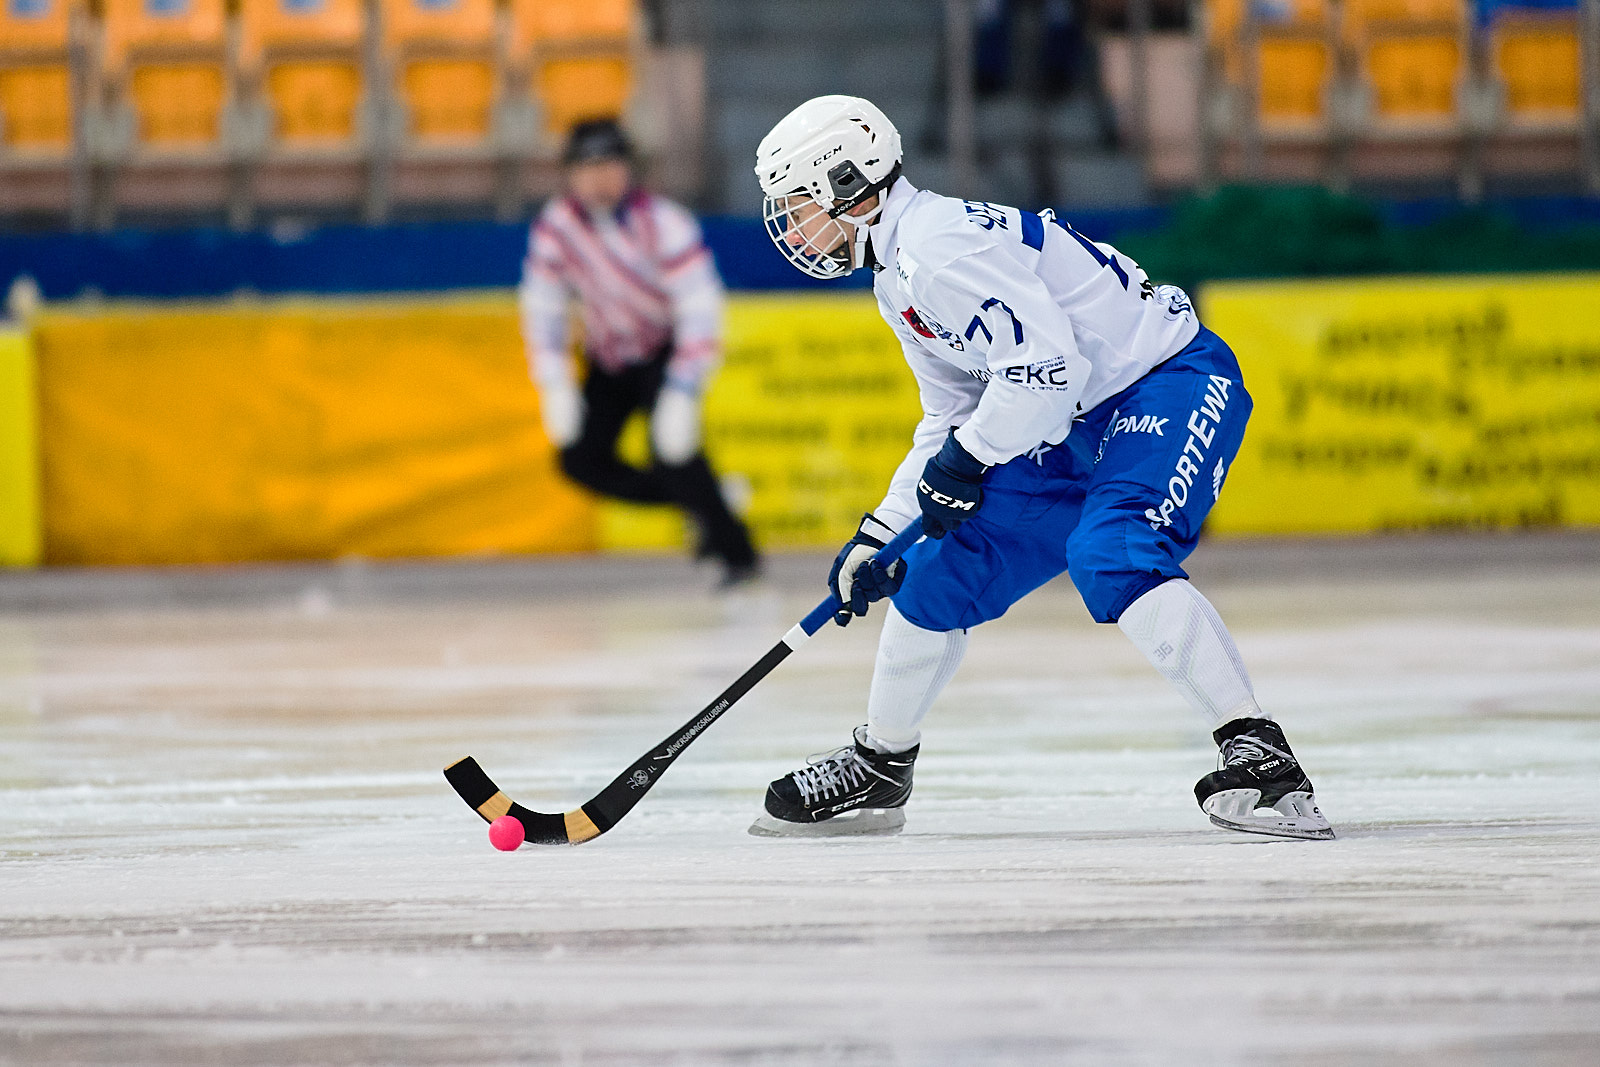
left=916, top=429, right=990, bottom=539
left=827, top=513, right=906, bottom=627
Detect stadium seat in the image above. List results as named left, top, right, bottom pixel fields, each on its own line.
left=1364, top=32, right=1464, bottom=119
left=509, top=0, right=634, bottom=53
left=377, top=0, right=498, bottom=145
left=504, top=0, right=635, bottom=137
left=127, top=61, right=225, bottom=144
left=1490, top=11, right=1582, bottom=123
left=536, top=55, right=632, bottom=134
left=238, top=0, right=367, bottom=148
left=99, top=0, right=230, bottom=150
left=402, top=57, right=496, bottom=141
left=1204, top=0, right=1335, bottom=131
left=1342, top=0, right=1468, bottom=126
left=1256, top=35, right=1333, bottom=125
left=265, top=60, right=362, bottom=143
left=0, top=0, right=76, bottom=154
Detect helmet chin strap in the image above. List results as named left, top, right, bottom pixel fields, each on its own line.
left=834, top=162, right=900, bottom=272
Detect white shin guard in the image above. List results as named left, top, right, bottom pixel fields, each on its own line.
left=864, top=603, right=968, bottom=753
left=1117, top=579, right=1262, bottom=728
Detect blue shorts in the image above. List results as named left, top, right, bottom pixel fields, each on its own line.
left=892, top=326, right=1252, bottom=629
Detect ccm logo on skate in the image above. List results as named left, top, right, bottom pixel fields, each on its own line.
left=918, top=480, right=977, bottom=509
left=1146, top=375, right=1233, bottom=530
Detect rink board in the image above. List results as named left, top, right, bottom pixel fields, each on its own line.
left=28, top=293, right=917, bottom=565
left=21, top=275, right=1600, bottom=565
left=1204, top=272, right=1600, bottom=534
left=0, top=329, right=40, bottom=566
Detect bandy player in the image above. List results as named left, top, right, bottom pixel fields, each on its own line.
left=749, top=95, right=1332, bottom=841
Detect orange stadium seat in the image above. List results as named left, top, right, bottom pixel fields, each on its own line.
left=238, top=0, right=366, bottom=147
left=100, top=0, right=230, bottom=149
left=0, top=0, right=77, bottom=153
left=1342, top=0, right=1467, bottom=125
left=537, top=55, right=632, bottom=134
left=509, top=0, right=633, bottom=53
left=1204, top=0, right=1334, bottom=129
left=1491, top=12, right=1582, bottom=123
left=377, top=0, right=498, bottom=144
left=1364, top=33, right=1463, bottom=119
left=505, top=0, right=636, bottom=136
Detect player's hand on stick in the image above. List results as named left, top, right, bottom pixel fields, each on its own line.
left=828, top=513, right=906, bottom=627
left=539, top=378, right=585, bottom=448
left=916, top=430, right=989, bottom=539
left=650, top=383, right=701, bottom=465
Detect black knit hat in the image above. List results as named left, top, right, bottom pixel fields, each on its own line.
left=563, top=118, right=633, bottom=165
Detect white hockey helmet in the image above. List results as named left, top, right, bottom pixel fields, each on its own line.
left=755, top=95, right=904, bottom=279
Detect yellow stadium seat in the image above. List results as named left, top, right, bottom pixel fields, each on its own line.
left=509, top=0, right=634, bottom=53
left=237, top=0, right=364, bottom=72
left=266, top=60, right=362, bottom=143
left=100, top=0, right=227, bottom=76
left=402, top=58, right=495, bottom=141
left=377, top=0, right=496, bottom=56
left=0, top=64, right=70, bottom=150
left=536, top=54, right=631, bottom=134
left=100, top=0, right=229, bottom=150
left=1341, top=0, right=1465, bottom=37
left=0, top=0, right=76, bottom=155
left=128, top=60, right=225, bottom=144
left=1338, top=0, right=1466, bottom=127
left=1207, top=0, right=1330, bottom=41
left=1204, top=0, right=1333, bottom=129
left=1257, top=37, right=1332, bottom=123
left=1364, top=33, right=1462, bottom=120
left=377, top=0, right=498, bottom=147
left=238, top=0, right=367, bottom=149
left=1, top=0, right=74, bottom=51
left=1492, top=14, right=1581, bottom=121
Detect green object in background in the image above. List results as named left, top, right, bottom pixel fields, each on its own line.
left=1120, top=186, right=1600, bottom=295
left=0, top=328, right=41, bottom=567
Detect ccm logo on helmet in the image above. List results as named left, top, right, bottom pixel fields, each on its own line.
left=813, top=145, right=842, bottom=166
left=918, top=479, right=977, bottom=510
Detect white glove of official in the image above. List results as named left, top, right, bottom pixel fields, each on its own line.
left=650, top=384, right=701, bottom=466
left=539, top=379, right=584, bottom=448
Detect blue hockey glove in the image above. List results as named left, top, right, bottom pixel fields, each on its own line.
left=916, top=430, right=989, bottom=539
left=827, top=513, right=906, bottom=627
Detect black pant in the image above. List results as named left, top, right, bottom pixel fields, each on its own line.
left=559, top=352, right=757, bottom=568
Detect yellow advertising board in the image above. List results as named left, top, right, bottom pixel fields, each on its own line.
left=30, top=292, right=918, bottom=566
left=0, top=328, right=41, bottom=566
left=599, top=293, right=921, bottom=551
left=1204, top=274, right=1600, bottom=535
left=34, top=296, right=596, bottom=565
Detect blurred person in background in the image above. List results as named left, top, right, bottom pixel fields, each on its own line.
left=520, top=119, right=760, bottom=587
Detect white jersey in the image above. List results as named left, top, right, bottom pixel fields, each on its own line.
left=866, top=177, right=1200, bottom=532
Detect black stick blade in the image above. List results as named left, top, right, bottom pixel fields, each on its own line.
left=444, top=757, right=571, bottom=845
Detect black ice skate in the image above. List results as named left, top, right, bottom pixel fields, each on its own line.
left=749, top=727, right=916, bottom=837
left=1195, top=717, right=1334, bottom=840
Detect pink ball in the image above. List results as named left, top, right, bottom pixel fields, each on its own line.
left=488, top=815, right=526, bottom=851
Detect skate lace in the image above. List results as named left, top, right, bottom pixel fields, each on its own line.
left=1219, top=734, right=1293, bottom=769
left=791, top=746, right=889, bottom=805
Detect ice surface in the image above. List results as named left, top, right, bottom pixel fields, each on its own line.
left=1, top=538, right=1598, bottom=1065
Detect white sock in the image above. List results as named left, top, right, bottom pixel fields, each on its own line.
left=1117, top=578, right=1263, bottom=728
left=864, top=602, right=968, bottom=753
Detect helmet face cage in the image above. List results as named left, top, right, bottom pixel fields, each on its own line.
left=763, top=191, right=854, bottom=280
left=755, top=96, right=904, bottom=280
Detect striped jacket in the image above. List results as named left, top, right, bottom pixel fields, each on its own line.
left=519, top=189, right=724, bottom=391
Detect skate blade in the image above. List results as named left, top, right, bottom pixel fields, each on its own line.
left=747, top=807, right=906, bottom=838
left=1202, top=789, right=1335, bottom=841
